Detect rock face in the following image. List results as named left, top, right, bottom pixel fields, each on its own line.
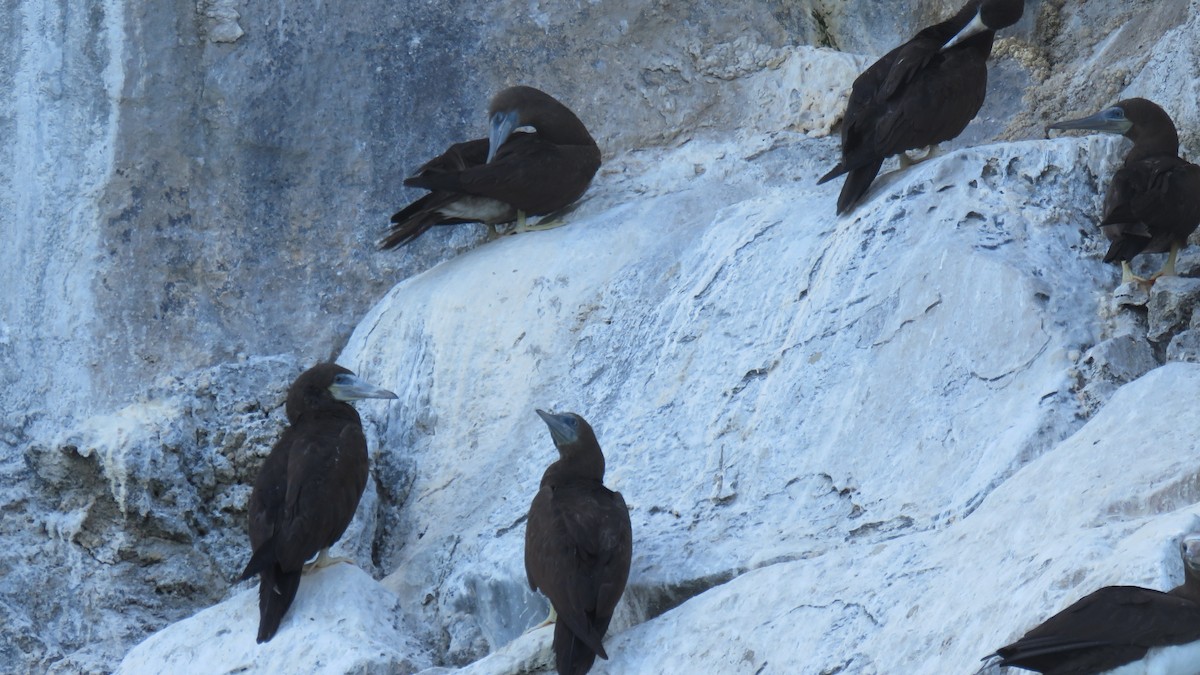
left=6, top=1, right=1200, bottom=674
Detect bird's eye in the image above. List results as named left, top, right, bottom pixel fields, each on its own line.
left=1106, top=108, right=1126, bottom=120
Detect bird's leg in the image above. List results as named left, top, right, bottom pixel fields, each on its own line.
left=526, top=606, right=558, bottom=633
left=898, top=144, right=944, bottom=171
left=303, top=547, right=354, bottom=573
left=1150, top=243, right=1181, bottom=281
left=515, top=215, right=569, bottom=233
left=1120, top=261, right=1153, bottom=287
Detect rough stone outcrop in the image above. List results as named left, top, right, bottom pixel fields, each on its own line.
left=6, top=1, right=1200, bottom=673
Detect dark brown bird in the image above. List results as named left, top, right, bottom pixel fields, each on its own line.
left=380, top=86, right=601, bottom=249
left=990, top=532, right=1200, bottom=673
left=1047, top=98, right=1200, bottom=285
left=238, top=363, right=397, bottom=643
left=525, top=410, right=632, bottom=675
left=818, top=0, right=1025, bottom=214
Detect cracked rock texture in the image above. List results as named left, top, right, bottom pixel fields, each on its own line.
left=5, top=0, right=1200, bottom=673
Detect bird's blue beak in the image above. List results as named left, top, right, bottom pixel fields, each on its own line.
left=329, top=374, right=398, bottom=401
left=1046, top=107, right=1133, bottom=136
left=487, top=109, right=521, bottom=163
left=536, top=409, right=578, bottom=446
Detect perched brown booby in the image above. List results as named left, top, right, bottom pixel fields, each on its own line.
left=525, top=410, right=632, bottom=675
left=379, top=86, right=601, bottom=249
left=237, top=363, right=397, bottom=643
left=990, top=533, right=1200, bottom=674
left=1046, top=98, right=1200, bottom=285
left=817, top=0, right=1025, bottom=214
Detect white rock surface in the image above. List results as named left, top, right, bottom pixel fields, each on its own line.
left=16, top=3, right=1200, bottom=674
left=117, top=564, right=431, bottom=674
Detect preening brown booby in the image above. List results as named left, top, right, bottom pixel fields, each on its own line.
left=525, top=410, right=632, bottom=675
left=1047, top=98, right=1200, bottom=285
left=818, top=0, right=1024, bottom=214
left=990, top=533, right=1200, bottom=674
left=379, top=86, right=601, bottom=250
left=238, top=363, right=397, bottom=643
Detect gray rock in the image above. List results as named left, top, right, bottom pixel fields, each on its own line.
left=6, top=0, right=1200, bottom=672
left=1074, top=334, right=1159, bottom=415
left=1167, top=329, right=1200, bottom=363
left=1148, top=276, right=1200, bottom=342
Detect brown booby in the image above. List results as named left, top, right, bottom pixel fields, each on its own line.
left=990, top=533, right=1200, bottom=673
left=525, top=410, right=632, bottom=675
left=237, top=363, right=397, bottom=643
left=817, top=0, right=1025, bottom=214
left=1046, top=98, right=1200, bottom=285
left=379, top=86, right=601, bottom=249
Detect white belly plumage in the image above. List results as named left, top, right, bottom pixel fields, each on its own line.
left=439, top=195, right=516, bottom=224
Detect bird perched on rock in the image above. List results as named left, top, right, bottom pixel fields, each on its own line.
left=1047, top=98, right=1200, bottom=285
left=238, top=363, right=397, bottom=643
left=379, top=86, right=601, bottom=250
left=989, top=532, right=1200, bottom=673
left=818, top=0, right=1025, bottom=214
left=525, top=410, right=632, bottom=675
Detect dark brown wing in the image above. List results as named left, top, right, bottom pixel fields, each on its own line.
left=525, top=480, right=633, bottom=661
left=246, top=428, right=294, bottom=554
left=274, top=420, right=369, bottom=569
left=407, top=138, right=491, bottom=177
left=994, top=586, right=1200, bottom=673
left=408, top=132, right=600, bottom=215
left=1102, top=158, right=1200, bottom=260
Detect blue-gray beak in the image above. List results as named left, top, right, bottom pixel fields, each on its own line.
left=329, top=373, right=398, bottom=402
left=1046, top=107, right=1133, bottom=136
left=536, top=409, right=577, bottom=446
left=487, top=109, right=521, bottom=163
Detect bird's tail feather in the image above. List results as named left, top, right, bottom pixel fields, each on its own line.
left=1102, top=235, right=1150, bottom=264
left=378, top=211, right=439, bottom=250
left=238, top=540, right=276, bottom=582
left=836, top=158, right=885, bottom=215
left=255, top=565, right=302, bottom=643
left=817, top=162, right=847, bottom=185
left=553, top=620, right=603, bottom=675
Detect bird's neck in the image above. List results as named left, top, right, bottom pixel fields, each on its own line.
left=1173, top=569, right=1200, bottom=604
left=541, top=453, right=605, bottom=487
left=1126, top=129, right=1181, bottom=163
left=534, top=108, right=596, bottom=148
left=292, top=403, right=361, bottom=427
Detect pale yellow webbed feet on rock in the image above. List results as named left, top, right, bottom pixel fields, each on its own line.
left=526, top=606, right=558, bottom=633
left=303, top=548, right=354, bottom=574
left=898, top=144, right=942, bottom=170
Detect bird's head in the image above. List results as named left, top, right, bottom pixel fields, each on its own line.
left=1045, top=98, right=1178, bottom=153
left=286, top=363, right=397, bottom=422
left=1182, top=533, right=1200, bottom=578
left=536, top=409, right=588, bottom=447
left=487, top=86, right=591, bottom=162
left=942, top=0, right=1024, bottom=51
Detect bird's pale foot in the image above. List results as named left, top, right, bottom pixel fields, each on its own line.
left=526, top=606, right=558, bottom=633
left=514, top=217, right=567, bottom=233
left=304, top=548, right=354, bottom=573
left=1149, top=244, right=1182, bottom=281
left=1120, top=261, right=1155, bottom=289
left=898, top=144, right=942, bottom=169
